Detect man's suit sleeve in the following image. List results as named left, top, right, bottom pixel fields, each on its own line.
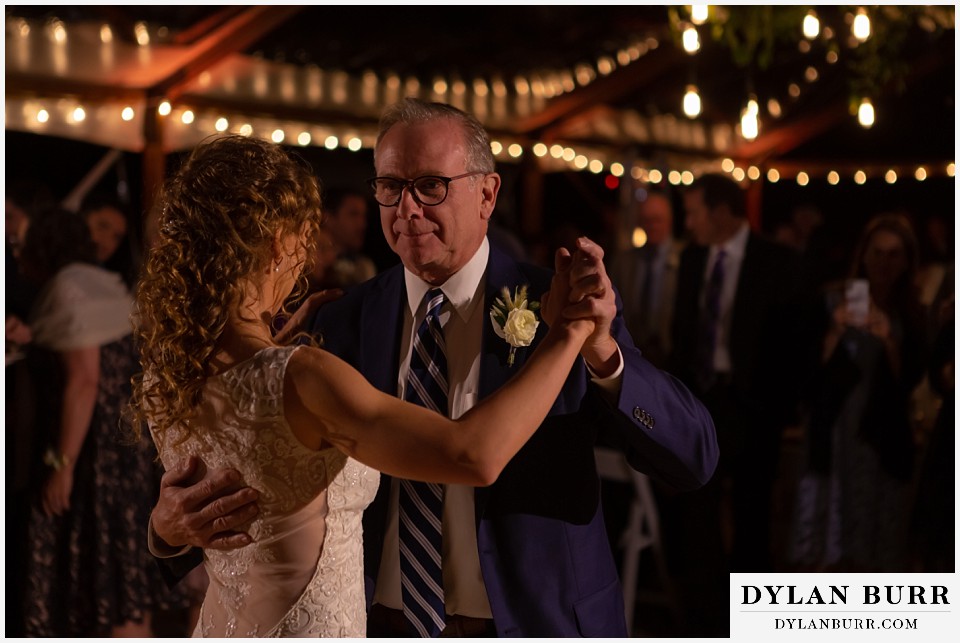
left=591, top=286, right=719, bottom=491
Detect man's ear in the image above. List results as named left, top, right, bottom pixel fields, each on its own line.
left=479, top=172, right=501, bottom=221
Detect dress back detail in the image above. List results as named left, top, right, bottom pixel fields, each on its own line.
left=153, top=345, right=380, bottom=637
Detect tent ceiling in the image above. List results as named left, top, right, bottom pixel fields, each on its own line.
left=5, top=5, right=955, bottom=176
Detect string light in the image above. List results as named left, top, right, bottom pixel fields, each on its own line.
left=490, top=141, right=503, bottom=155
left=682, top=25, right=700, bottom=54
left=796, top=171, right=809, bottom=186
left=589, top=159, right=604, bottom=173
left=324, top=135, right=338, bottom=150
left=610, top=163, right=625, bottom=177
left=215, top=117, right=229, bottom=132
left=804, top=66, right=819, bottom=83
left=858, top=97, right=875, bottom=128
left=134, top=21, right=150, bottom=46
left=297, top=132, right=311, bottom=146
left=632, top=227, right=648, bottom=248
left=690, top=5, right=709, bottom=26
left=731, top=167, right=745, bottom=182
left=788, top=83, right=801, bottom=98
left=854, top=170, right=867, bottom=184
left=239, top=123, right=253, bottom=137
left=885, top=169, right=897, bottom=184
left=37, top=109, right=49, bottom=123
left=271, top=129, right=285, bottom=143
left=914, top=167, right=927, bottom=181
left=668, top=170, right=682, bottom=185
left=181, top=110, right=195, bottom=124
left=803, top=11, right=820, bottom=39
left=158, top=101, right=171, bottom=116
left=767, top=99, right=782, bottom=118
left=72, top=106, right=86, bottom=122
left=721, top=158, right=735, bottom=173
left=947, top=163, right=955, bottom=177
left=533, top=143, right=548, bottom=157
left=826, top=50, right=839, bottom=64
left=683, top=85, right=701, bottom=118
left=827, top=171, right=840, bottom=185
left=747, top=166, right=760, bottom=180
left=508, top=143, right=523, bottom=158
left=549, top=144, right=564, bottom=159
left=767, top=168, right=780, bottom=183
left=681, top=170, right=694, bottom=185
left=853, top=8, right=871, bottom=42
left=348, top=137, right=363, bottom=151
left=100, top=24, right=113, bottom=43
left=121, top=107, right=134, bottom=121
left=574, top=155, right=588, bottom=169
left=741, top=97, right=759, bottom=140
left=562, top=148, right=576, bottom=162
left=648, top=169, right=663, bottom=183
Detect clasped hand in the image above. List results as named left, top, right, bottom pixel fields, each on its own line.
left=541, top=236, right=620, bottom=378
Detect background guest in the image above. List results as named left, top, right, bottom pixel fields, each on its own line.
left=18, top=206, right=189, bottom=636
left=321, top=186, right=378, bottom=287
left=790, top=213, right=928, bottom=572
left=610, top=190, right=684, bottom=368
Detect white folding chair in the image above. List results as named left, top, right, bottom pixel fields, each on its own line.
left=594, top=446, right=680, bottom=634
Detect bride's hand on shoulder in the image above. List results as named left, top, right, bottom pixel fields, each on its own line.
left=274, top=288, right=344, bottom=344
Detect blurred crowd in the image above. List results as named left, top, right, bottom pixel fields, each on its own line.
left=5, top=166, right=953, bottom=637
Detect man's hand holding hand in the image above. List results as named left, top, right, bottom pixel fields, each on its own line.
left=564, top=237, right=620, bottom=378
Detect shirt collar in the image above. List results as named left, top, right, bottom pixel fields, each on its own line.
left=711, top=220, right=750, bottom=261
left=404, top=236, right=489, bottom=322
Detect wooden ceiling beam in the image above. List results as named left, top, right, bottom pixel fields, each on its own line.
left=514, top=45, right=684, bottom=135
left=726, top=45, right=949, bottom=164
left=150, top=6, right=305, bottom=102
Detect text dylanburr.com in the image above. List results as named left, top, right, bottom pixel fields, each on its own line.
left=731, top=574, right=957, bottom=641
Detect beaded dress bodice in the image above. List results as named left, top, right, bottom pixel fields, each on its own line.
left=154, top=346, right=380, bottom=637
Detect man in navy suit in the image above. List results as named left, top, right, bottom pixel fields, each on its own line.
left=149, top=99, right=717, bottom=637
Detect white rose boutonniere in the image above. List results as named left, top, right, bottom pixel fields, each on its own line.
left=490, top=285, right=540, bottom=366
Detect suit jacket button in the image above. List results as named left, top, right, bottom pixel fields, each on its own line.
left=648, top=416, right=656, bottom=428
left=633, top=407, right=652, bottom=429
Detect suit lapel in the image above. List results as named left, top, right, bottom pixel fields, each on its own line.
left=360, top=266, right=406, bottom=396
left=475, top=245, right=538, bottom=520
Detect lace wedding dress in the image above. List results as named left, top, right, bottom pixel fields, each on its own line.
left=153, top=346, right=380, bottom=637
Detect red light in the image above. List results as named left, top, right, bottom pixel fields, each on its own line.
left=604, top=175, right=619, bottom=190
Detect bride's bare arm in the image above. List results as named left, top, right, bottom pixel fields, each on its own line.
left=284, top=317, right=592, bottom=486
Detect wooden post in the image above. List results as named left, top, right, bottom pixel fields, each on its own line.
left=519, top=155, right=545, bottom=261
left=746, top=177, right=763, bottom=231
left=142, top=96, right=166, bottom=249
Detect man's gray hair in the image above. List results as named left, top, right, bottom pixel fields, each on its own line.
left=375, top=98, right=496, bottom=173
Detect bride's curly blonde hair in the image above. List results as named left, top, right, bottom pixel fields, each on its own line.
left=131, top=135, right=322, bottom=448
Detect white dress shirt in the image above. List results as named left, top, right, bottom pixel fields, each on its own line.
left=374, top=237, right=493, bottom=617
left=703, top=221, right=750, bottom=374
left=373, top=236, right=625, bottom=617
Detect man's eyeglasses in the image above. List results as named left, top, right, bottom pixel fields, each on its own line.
left=367, top=172, right=486, bottom=207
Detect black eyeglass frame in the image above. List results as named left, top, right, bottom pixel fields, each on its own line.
left=367, top=171, right=487, bottom=207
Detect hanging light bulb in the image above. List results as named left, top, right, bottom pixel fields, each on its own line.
left=852, top=8, right=871, bottom=42
left=740, top=97, right=760, bottom=140
left=858, top=97, right=875, bottom=128
left=803, top=11, right=820, bottom=39
left=683, top=85, right=701, bottom=118
left=690, top=5, right=709, bottom=26
left=682, top=25, right=700, bottom=54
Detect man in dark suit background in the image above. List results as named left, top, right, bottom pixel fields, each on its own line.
left=666, top=173, right=801, bottom=631
left=149, top=99, right=718, bottom=637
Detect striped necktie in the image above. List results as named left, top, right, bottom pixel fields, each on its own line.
left=400, top=288, right=448, bottom=637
